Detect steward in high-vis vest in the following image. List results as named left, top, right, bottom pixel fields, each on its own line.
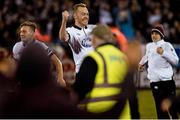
left=73, top=24, right=131, bottom=119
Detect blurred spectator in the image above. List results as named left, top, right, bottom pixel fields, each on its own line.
left=113, top=0, right=135, bottom=41
left=1, top=43, right=85, bottom=118
left=110, top=25, right=128, bottom=52
left=123, top=40, right=142, bottom=119
left=161, top=94, right=180, bottom=116
left=99, top=1, right=113, bottom=24
left=0, top=0, right=179, bottom=52
left=0, top=47, right=17, bottom=116
left=73, top=24, right=138, bottom=119
left=0, top=48, right=16, bottom=79
left=35, top=25, right=51, bottom=42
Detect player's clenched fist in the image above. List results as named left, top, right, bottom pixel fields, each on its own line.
left=156, top=47, right=164, bottom=55
left=138, top=64, right=145, bottom=72
left=62, top=10, right=69, bottom=21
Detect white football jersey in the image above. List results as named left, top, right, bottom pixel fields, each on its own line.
left=66, top=24, right=96, bottom=73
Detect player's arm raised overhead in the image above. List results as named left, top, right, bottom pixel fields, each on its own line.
left=59, top=11, right=70, bottom=42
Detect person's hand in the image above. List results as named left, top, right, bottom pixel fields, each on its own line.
left=161, top=98, right=172, bottom=112
left=138, top=64, right=144, bottom=72
left=58, top=78, right=66, bottom=87
left=157, top=47, right=164, bottom=55
left=62, top=10, right=69, bottom=22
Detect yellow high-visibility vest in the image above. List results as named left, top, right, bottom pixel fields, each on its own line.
left=79, top=44, right=130, bottom=119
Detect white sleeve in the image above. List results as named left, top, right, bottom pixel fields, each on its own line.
left=12, top=43, right=21, bottom=60
left=162, top=43, right=179, bottom=66
left=139, top=55, right=148, bottom=65
left=139, top=44, right=149, bottom=65
left=89, top=24, right=96, bottom=29
left=66, top=28, right=72, bottom=42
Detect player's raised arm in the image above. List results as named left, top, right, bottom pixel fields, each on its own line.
left=59, top=10, right=70, bottom=42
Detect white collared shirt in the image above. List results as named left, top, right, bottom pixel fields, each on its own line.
left=66, top=24, right=96, bottom=73
left=139, top=39, right=179, bottom=82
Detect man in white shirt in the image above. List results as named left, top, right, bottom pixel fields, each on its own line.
left=139, top=25, right=179, bottom=119
left=13, top=21, right=66, bottom=87
left=59, top=3, right=96, bottom=73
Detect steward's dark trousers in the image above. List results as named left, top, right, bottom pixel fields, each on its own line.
left=150, top=80, right=178, bottom=119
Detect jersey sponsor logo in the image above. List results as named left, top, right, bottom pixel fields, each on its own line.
left=81, top=37, right=91, bottom=48
left=70, top=36, right=92, bottom=54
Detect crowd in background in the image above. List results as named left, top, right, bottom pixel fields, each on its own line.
left=0, top=0, right=179, bottom=118
left=0, top=0, right=180, bottom=51
left=0, top=0, right=180, bottom=83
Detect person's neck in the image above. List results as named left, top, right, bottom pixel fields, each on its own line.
left=75, top=23, right=86, bottom=29
left=23, top=39, right=35, bottom=46
left=94, top=40, right=106, bottom=48
left=153, top=39, right=162, bottom=43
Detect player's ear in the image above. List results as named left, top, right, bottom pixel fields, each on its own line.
left=73, top=13, right=77, bottom=19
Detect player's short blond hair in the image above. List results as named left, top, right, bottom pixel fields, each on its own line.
left=73, top=3, right=87, bottom=13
